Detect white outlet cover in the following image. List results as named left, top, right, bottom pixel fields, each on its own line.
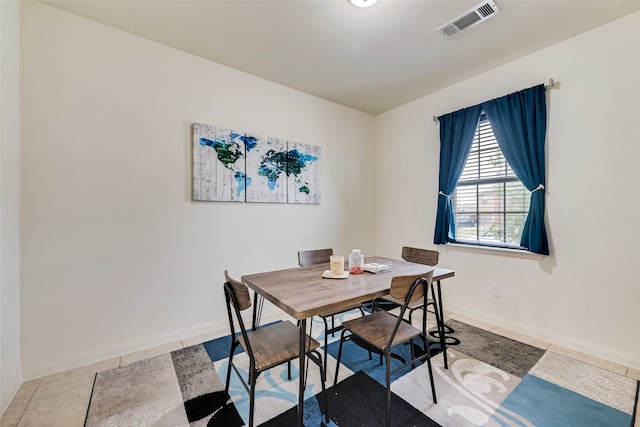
left=491, top=284, right=501, bottom=297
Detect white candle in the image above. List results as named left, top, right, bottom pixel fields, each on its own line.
left=330, top=255, right=344, bottom=275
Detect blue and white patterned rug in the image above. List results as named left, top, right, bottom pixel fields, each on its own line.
left=85, top=313, right=638, bottom=426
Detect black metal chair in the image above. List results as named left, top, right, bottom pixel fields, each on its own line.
left=375, top=247, right=439, bottom=323
left=298, top=249, right=366, bottom=380
left=223, top=271, right=328, bottom=427
left=334, top=272, right=437, bottom=427
left=374, top=247, right=456, bottom=353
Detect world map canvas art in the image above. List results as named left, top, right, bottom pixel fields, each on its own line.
left=193, top=123, right=321, bottom=203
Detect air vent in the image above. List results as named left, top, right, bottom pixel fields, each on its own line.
left=437, top=1, right=500, bottom=38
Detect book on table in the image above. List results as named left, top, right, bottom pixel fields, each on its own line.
left=363, top=262, right=392, bottom=274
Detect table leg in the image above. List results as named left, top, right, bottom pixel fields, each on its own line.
left=428, top=280, right=460, bottom=369
left=298, top=318, right=306, bottom=427
left=435, top=280, right=448, bottom=369
left=252, top=292, right=259, bottom=330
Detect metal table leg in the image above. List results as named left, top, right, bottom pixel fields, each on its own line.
left=252, top=292, right=264, bottom=329
left=298, top=318, right=306, bottom=427
left=430, top=280, right=460, bottom=369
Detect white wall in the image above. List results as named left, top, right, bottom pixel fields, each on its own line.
left=20, top=2, right=376, bottom=378
left=1, top=0, right=23, bottom=413
left=376, top=11, right=640, bottom=369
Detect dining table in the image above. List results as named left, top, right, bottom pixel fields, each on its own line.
left=241, top=256, right=454, bottom=427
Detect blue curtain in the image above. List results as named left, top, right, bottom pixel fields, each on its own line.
left=433, top=105, right=483, bottom=244
left=482, top=84, right=549, bottom=255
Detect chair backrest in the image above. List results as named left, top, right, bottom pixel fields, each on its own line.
left=388, top=270, right=434, bottom=305
left=298, top=248, right=333, bottom=267
left=225, top=270, right=251, bottom=310
left=223, top=270, right=254, bottom=355
left=401, top=246, right=439, bottom=266
left=386, top=271, right=434, bottom=349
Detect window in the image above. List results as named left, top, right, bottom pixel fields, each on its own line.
left=434, top=85, right=548, bottom=254
left=452, top=113, right=529, bottom=248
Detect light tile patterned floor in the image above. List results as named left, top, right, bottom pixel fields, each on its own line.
left=1, top=313, right=638, bottom=427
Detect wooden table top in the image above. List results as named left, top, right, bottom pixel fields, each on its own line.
left=241, top=257, right=454, bottom=320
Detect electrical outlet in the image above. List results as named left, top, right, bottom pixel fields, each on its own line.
left=491, top=284, right=501, bottom=298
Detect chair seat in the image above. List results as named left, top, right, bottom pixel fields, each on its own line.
left=343, top=311, right=422, bottom=352
left=239, top=321, right=321, bottom=372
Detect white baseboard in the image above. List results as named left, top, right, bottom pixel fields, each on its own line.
left=1, top=369, right=23, bottom=415
left=23, top=318, right=228, bottom=380
left=23, top=308, right=288, bottom=381
left=445, top=303, right=639, bottom=371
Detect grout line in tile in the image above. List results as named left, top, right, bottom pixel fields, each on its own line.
left=13, top=378, right=41, bottom=427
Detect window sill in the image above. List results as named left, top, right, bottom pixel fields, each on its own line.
left=443, top=242, right=545, bottom=260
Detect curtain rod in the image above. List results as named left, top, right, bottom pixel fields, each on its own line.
left=432, top=79, right=559, bottom=123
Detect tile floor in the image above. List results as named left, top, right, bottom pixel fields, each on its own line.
left=1, top=312, right=638, bottom=427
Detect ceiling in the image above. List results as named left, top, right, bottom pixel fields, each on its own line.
left=41, top=0, right=640, bottom=115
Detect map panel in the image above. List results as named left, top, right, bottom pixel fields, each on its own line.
left=193, top=123, right=246, bottom=202
left=245, top=134, right=287, bottom=203
left=287, top=142, right=321, bottom=204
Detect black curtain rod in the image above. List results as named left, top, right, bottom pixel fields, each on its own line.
left=432, top=79, right=558, bottom=123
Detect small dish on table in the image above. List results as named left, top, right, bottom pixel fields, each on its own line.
left=322, top=270, right=350, bottom=279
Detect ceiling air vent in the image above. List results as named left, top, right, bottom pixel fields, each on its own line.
left=437, top=1, right=500, bottom=38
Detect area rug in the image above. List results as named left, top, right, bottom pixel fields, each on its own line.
left=261, top=371, right=440, bottom=427
left=85, top=315, right=638, bottom=426
left=431, top=319, right=546, bottom=378
left=84, top=344, right=244, bottom=426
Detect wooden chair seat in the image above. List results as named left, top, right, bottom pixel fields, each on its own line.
left=342, top=311, right=422, bottom=352
left=239, top=320, right=321, bottom=372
